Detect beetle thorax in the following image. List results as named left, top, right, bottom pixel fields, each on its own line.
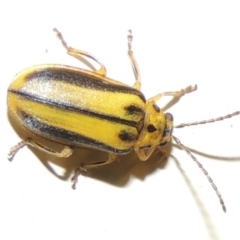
left=134, top=102, right=172, bottom=151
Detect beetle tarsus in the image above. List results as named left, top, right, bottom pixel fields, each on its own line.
left=71, top=167, right=80, bottom=190
left=127, top=29, right=133, bottom=51
left=71, top=165, right=87, bottom=189
left=8, top=140, right=27, bottom=161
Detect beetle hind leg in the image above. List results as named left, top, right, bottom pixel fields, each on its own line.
left=71, top=153, right=118, bottom=189
left=8, top=138, right=73, bottom=161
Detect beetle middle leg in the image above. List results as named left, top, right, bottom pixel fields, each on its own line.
left=71, top=153, right=118, bottom=189
left=53, top=28, right=107, bottom=76
left=127, top=30, right=141, bottom=90
left=8, top=138, right=73, bottom=161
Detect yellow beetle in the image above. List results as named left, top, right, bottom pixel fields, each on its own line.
left=8, top=28, right=194, bottom=167
left=7, top=29, right=239, bottom=212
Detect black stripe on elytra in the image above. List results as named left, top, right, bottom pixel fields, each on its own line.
left=124, top=104, right=145, bottom=116
left=26, top=67, right=146, bottom=102
left=118, top=130, right=137, bottom=143
left=20, top=111, right=132, bottom=154
left=9, top=89, right=141, bottom=128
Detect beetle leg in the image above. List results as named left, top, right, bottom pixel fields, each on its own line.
left=82, top=153, right=118, bottom=169
left=8, top=138, right=73, bottom=161
left=147, top=84, right=197, bottom=104
left=136, top=148, right=157, bottom=161
left=71, top=153, right=118, bottom=189
left=127, top=30, right=141, bottom=90
left=53, top=28, right=107, bottom=76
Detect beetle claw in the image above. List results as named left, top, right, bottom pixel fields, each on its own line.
left=71, top=167, right=80, bottom=190
left=71, top=165, right=87, bottom=189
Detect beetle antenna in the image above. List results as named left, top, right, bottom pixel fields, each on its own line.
left=53, top=28, right=69, bottom=49
left=174, top=111, right=240, bottom=128
left=172, top=135, right=226, bottom=212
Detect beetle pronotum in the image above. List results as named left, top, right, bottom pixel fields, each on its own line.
left=7, top=29, right=239, bottom=212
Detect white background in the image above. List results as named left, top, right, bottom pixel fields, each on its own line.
left=1, top=1, right=240, bottom=240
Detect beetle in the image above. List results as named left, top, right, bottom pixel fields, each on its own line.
left=7, top=29, right=239, bottom=212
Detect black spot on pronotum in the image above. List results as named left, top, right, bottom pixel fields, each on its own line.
left=153, top=104, right=160, bottom=113
left=147, top=124, right=157, bottom=133
left=118, top=130, right=136, bottom=142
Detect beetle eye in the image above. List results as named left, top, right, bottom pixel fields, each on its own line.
left=163, top=126, right=171, bottom=135
left=165, top=113, right=173, bottom=121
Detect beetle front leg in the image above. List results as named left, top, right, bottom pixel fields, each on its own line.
left=8, top=138, right=73, bottom=161
left=147, top=85, right=197, bottom=104
left=71, top=153, right=118, bottom=189
left=135, top=148, right=157, bottom=161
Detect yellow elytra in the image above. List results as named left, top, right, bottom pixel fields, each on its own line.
left=7, top=65, right=146, bottom=154
left=7, top=29, right=240, bottom=212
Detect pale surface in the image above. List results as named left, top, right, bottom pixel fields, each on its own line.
left=1, top=1, right=240, bottom=240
